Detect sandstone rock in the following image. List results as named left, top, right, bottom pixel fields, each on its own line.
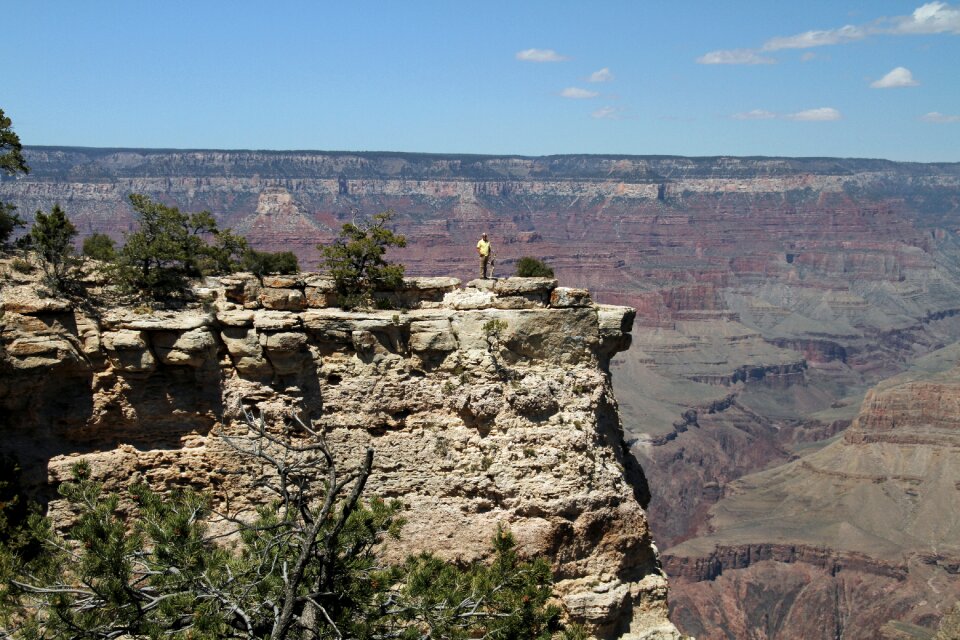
left=103, top=310, right=212, bottom=332
left=551, top=287, right=592, bottom=308
left=443, top=289, right=495, bottom=310
left=259, top=287, right=306, bottom=311
left=220, top=326, right=271, bottom=376
left=220, top=274, right=261, bottom=306
left=409, top=319, right=457, bottom=353
left=305, top=286, right=338, bottom=308
left=101, top=329, right=156, bottom=372
left=151, top=328, right=218, bottom=367
left=456, top=383, right=505, bottom=421
left=262, top=275, right=302, bottom=289
left=253, top=310, right=302, bottom=331
left=0, top=285, right=73, bottom=314
left=216, top=309, right=255, bottom=327
left=506, top=374, right=558, bottom=417
left=466, top=278, right=496, bottom=291
left=494, top=277, right=558, bottom=297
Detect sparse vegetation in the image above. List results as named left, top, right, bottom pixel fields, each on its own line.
left=320, top=210, right=407, bottom=309
left=81, top=232, right=116, bottom=261
left=241, top=248, right=299, bottom=276
left=0, top=109, right=30, bottom=248
left=516, top=256, right=554, bottom=278
left=28, top=204, right=80, bottom=293
left=0, top=411, right=573, bottom=639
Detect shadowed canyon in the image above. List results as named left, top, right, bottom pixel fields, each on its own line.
left=3, top=148, right=960, bottom=638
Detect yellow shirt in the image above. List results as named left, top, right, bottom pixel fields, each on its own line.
left=477, top=239, right=490, bottom=256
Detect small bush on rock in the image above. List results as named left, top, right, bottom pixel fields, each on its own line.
left=242, top=249, right=300, bottom=276
left=81, top=233, right=116, bottom=261
left=320, top=210, right=406, bottom=309
left=516, top=256, right=554, bottom=278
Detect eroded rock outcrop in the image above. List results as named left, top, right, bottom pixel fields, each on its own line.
left=0, top=268, right=680, bottom=639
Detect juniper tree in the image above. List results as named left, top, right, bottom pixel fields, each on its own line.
left=28, top=204, right=80, bottom=293
left=320, top=210, right=407, bottom=309
left=81, top=233, right=117, bottom=262
left=0, top=108, right=29, bottom=248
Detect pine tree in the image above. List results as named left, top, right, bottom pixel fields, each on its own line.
left=28, top=204, right=80, bottom=293
left=0, top=108, right=30, bottom=248
left=320, top=210, right=407, bottom=309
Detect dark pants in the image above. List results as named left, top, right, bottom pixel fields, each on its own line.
left=480, top=254, right=489, bottom=278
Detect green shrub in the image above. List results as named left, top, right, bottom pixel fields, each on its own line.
left=81, top=233, right=116, bottom=261
left=10, top=257, right=33, bottom=273
left=320, top=210, right=406, bottom=309
left=242, top=248, right=300, bottom=276
left=30, top=204, right=80, bottom=293
left=516, top=256, right=554, bottom=278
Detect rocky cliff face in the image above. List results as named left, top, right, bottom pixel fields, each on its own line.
left=0, top=266, right=680, bottom=639
left=662, top=343, right=960, bottom=639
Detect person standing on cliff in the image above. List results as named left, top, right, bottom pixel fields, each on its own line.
left=477, top=232, right=492, bottom=278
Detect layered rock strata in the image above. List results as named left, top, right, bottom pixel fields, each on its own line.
left=662, top=349, right=960, bottom=638
left=0, top=268, right=680, bottom=639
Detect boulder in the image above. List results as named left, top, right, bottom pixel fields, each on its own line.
left=551, top=287, right=592, bottom=308
left=259, top=288, right=306, bottom=311
left=151, top=328, right=217, bottom=367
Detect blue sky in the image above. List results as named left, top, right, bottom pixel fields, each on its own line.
left=4, top=1, right=960, bottom=160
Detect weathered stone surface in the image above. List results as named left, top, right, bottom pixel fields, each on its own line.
left=551, top=287, right=593, bottom=308
left=103, top=310, right=212, bottom=332
left=215, top=309, right=255, bottom=327
left=442, top=289, right=495, bottom=310
left=494, top=277, right=558, bottom=297
left=261, top=275, right=302, bottom=289
left=220, top=326, right=271, bottom=376
left=0, top=276, right=679, bottom=638
left=305, top=286, right=338, bottom=308
left=259, top=287, right=306, bottom=311
left=151, top=328, right=217, bottom=367
left=0, top=285, right=73, bottom=314
left=253, top=310, right=302, bottom=331
left=101, top=330, right=155, bottom=372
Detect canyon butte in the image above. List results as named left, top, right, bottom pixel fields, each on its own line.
left=3, top=148, right=960, bottom=638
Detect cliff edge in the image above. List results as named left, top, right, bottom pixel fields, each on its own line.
left=0, top=266, right=681, bottom=639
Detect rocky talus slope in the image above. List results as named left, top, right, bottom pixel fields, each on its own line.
left=0, top=267, right=681, bottom=639
left=663, top=344, right=960, bottom=639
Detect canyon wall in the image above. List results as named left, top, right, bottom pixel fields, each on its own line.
left=0, top=267, right=680, bottom=639
left=4, top=148, right=960, bottom=637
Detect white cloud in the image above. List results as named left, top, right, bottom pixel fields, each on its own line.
left=731, top=109, right=777, bottom=120
left=888, top=2, right=960, bottom=34
left=588, top=67, right=614, bottom=83
left=696, top=49, right=776, bottom=65
left=592, top=106, right=622, bottom=119
left=800, top=52, right=817, bottom=61
left=763, top=24, right=867, bottom=50
left=698, top=3, right=960, bottom=64
left=515, top=48, right=568, bottom=62
left=870, top=66, right=919, bottom=88
left=560, top=87, right=599, bottom=99
left=786, top=107, right=842, bottom=121
left=921, top=111, right=960, bottom=122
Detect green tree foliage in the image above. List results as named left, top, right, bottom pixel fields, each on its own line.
left=28, top=204, right=80, bottom=293
left=320, top=210, right=407, bottom=309
left=242, top=249, right=300, bottom=277
left=0, top=412, right=572, bottom=639
left=112, top=195, right=246, bottom=300
left=82, top=233, right=117, bottom=261
left=0, top=109, right=30, bottom=248
left=516, top=257, right=554, bottom=278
